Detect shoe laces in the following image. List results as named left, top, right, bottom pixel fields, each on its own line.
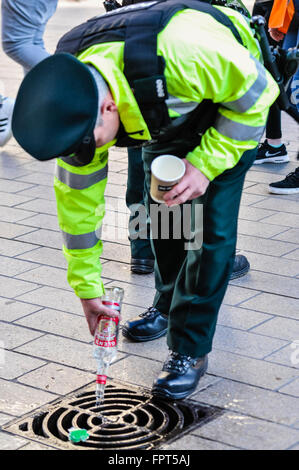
left=163, top=351, right=194, bottom=374
left=139, top=306, right=160, bottom=319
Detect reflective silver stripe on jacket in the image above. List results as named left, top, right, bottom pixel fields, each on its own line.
left=166, top=94, right=199, bottom=115
left=55, top=164, right=108, bottom=190
left=223, top=58, right=268, bottom=113
left=214, top=114, right=265, bottom=142
left=62, top=228, right=102, bottom=250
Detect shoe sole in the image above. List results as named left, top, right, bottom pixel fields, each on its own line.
left=122, top=326, right=167, bottom=342
left=253, top=155, right=289, bottom=164
left=269, top=186, right=299, bottom=195
left=229, top=259, right=250, bottom=280
left=151, top=362, right=208, bottom=401
left=131, top=267, right=154, bottom=275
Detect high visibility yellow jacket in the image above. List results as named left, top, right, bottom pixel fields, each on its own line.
left=54, top=6, right=279, bottom=299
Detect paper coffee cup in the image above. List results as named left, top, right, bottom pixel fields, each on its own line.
left=150, top=155, right=186, bottom=203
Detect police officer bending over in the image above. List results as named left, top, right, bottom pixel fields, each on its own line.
left=12, top=0, right=279, bottom=400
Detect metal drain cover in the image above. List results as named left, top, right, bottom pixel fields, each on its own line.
left=4, top=380, right=221, bottom=450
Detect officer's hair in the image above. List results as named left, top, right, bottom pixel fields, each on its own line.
left=87, top=65, right=109, bottom=128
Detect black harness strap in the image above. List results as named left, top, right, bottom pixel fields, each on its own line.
left=56, top=0, right=245, bottom=143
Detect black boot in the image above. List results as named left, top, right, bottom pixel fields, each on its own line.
left=122, top=306, right=168, bottom=342
left=152, top=351, right=208, bottom=400
left=230, top=254, right=250, bottom=280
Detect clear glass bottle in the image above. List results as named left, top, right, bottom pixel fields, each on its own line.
left=93, top=287, right=124, bottom=405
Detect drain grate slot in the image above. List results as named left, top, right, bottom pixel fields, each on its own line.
left=4, top=380, right=222, bottom=450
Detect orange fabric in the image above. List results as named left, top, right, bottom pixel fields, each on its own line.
left=268, top=0, right=295, bottom=33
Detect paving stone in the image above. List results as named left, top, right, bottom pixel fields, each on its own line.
left=18, top=363, right=95, bottom=395
left=104, top=280, right=156, bottom=308
left=0, top=206, right=34, bottom=224
left=223, top=285, right=259, bottom=306
left=16, top=171, right=56, bottom=187
left=0, top=179, right=34, bottom=194
left=0, top=222, right=38, bottom=239
left=104, top=183, right=126, bottom=198
left=16, top=265, right=70, bottom=291
left=265, top=344, right=299, bottom=369
left=236, top=233, right=296, bottom=256
left=16, top=247, right=67, bottom=269
left=235, top=205, right=275, bottom=221
left=109, top=354, right=166, bottom=389
left=0, top=256, right=38, bottom=277
left=15, top=286, right=83, bottom=315
left=237, top=219, right=290, bottom=238
left=0, top=431, right=28, bottom=450
left=0, top=298, right=42, bottom=322
left=0, top=350, right=45, bottom=380
left=16, top=185, right=56, bottom=201
left=0, top=192, right=33, bottom=207
left=0, top=413, right=14, bottom=426
left=208, top=349, right=298, bottom=390
left=283, top=249, right=299, bottom=261
left=161, top=435, right=237, bottom=450
left=18, top=213, right=60, bottom=231
left=193, top=378, right=299, bottom=426
left=101, top=261, right=155, bottom=289
left=253, top=197, right=299, bottom=215
left=273, top=229, right=299, bottom=244
left=213, top=325, right=287, bottom=359
left=19, top=442, right=54, bottom=450
left=239, top=292, right=299, bottom=319
left=15, top=229, right=62, bottom=249
left=0, top=378, right=58, bottom=416
left=237, top=252, right=299, bottom=276
left=0, top=276, right=39, bottom=299
left=251, top=317, right=299, bottom=341
left=278, top=378, right=299, bottom=397
left=194, top=412, right=299, bottom=450
left=102, top=241, right=131, bottom=263
left=262, top=212, right=299, bottom=229
left=16, top=334, right=127, bottom=373
left=15, top=308, right=91, bottom=342
left=0, top=322, right=44, bottom=350
left=245, top=170, right=286, bottom=184
left=0, top=238, right=40, bottom=257
left=14, top=198, right=58, bottom=216
left=231, top=271, right=299, bottom=298
left=217, top=305, right=272, bottom=330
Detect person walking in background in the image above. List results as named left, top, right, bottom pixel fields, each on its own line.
left=266, top=0, right=299, bottom=194
left=0, top=0, right=58, bottom=147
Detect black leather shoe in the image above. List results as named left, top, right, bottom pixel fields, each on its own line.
left=131, top=258, right=155, bottom=274
left=230, top=254, right=250, bottom=280
left=122, top=306, right=168, bottom=342
left=152, top=352, right=208, bottom=400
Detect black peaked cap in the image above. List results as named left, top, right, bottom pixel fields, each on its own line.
left=12, top=53, right=98, bottom=160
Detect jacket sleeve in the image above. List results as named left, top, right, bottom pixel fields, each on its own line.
left=184, top=48, right=280, bottom=180
left=53, top=149, right=108, bottom=299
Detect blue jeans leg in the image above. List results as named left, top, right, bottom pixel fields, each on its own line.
left=1, top=0, right=58, bottom=74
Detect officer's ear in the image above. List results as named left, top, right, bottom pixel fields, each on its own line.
left=101, top=93, right=118, bottom=116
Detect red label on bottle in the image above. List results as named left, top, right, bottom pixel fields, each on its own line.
left=96, top=374, right=107, bottom=385
left=94, top=315, right=119, bottom=348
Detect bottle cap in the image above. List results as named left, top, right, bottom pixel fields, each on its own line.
left=68, top=427, right=89, bottom=443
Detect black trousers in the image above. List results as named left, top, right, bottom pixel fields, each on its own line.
left=142, top=140, right=257, bottom=358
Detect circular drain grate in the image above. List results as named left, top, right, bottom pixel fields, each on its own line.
left=5, top=381, right=221, bottom=450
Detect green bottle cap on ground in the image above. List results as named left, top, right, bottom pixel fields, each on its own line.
left=68, top=427, right=89, bottom=443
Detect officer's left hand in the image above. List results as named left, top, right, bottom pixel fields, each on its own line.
left=163, top=159, right=210, bottom=206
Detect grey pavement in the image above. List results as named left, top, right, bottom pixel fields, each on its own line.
left=0, top=0, right=298, bottom=451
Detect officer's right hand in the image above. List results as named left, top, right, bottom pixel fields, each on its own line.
left=80, top=298, right=120, bottom=336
